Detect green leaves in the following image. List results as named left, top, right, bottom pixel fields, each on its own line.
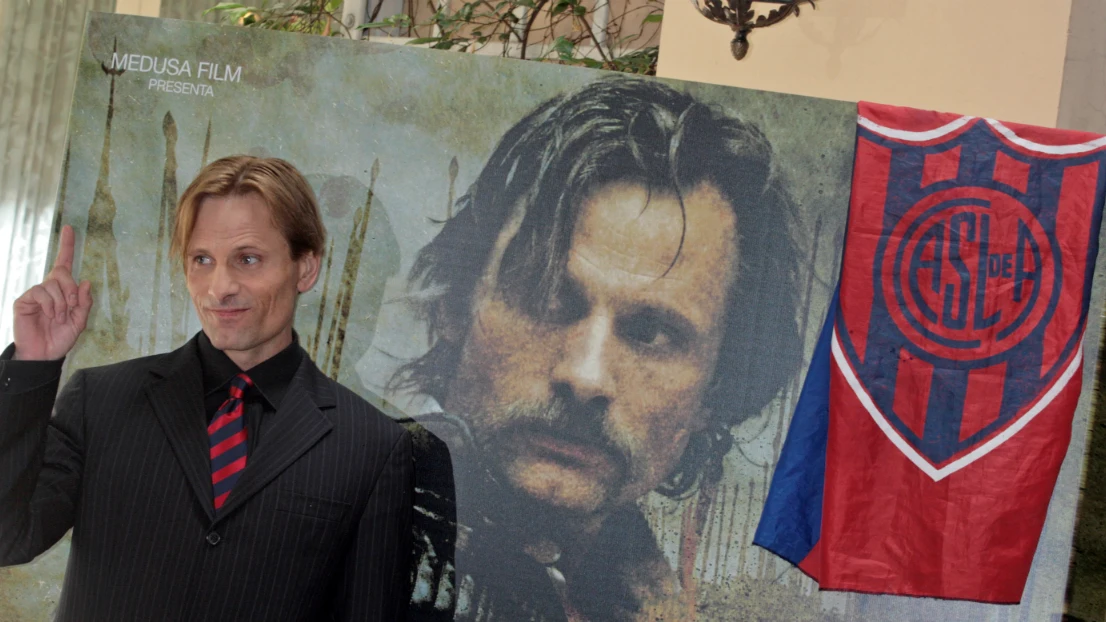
left=203, top=2, right=251, bottom=23
left=206, top=0, right=662, bottom=74
left=358, top=13, right=414, bottom=30
left=549, top=0, right=574, bottom=16
left=205, top=2, right=243, bottom=12
left=551, top=35, right=575, bottom=60
left=206, top=1, right=337, bottom=34
left=607, top=46, right=658, bottom=74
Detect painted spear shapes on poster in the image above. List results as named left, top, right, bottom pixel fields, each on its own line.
left=149, top=111, right=177, bottom=354
left=308, top=238, right=336, bottom=361
left=54, top=142, right=72, bottom=248
left=320, top=159, right=379, bottom=379
left=73, top=41, right=133, bottom=369
left=166, top=117, right=193, bottom=349
left=447, top=156, right=458, bottom=220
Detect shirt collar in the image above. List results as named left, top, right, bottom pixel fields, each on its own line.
left=197, top=331, right=303, bottom=410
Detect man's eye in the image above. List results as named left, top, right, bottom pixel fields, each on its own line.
left=618, top=313, right=684, bottom=352
left=193, top=255, right=212, bottom=266
left=241, top=255, right=260, bottom=265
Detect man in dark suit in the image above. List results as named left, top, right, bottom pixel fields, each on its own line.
left=0, top=156, right=414, bottom=621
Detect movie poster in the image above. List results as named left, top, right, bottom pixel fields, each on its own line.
left=1, top=12, right=1103, bottom=621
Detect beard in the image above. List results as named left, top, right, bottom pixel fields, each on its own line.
left=452, top=394, right=634, bottom=537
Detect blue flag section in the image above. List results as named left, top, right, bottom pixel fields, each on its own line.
left=752, top=290, right=835, bottom=569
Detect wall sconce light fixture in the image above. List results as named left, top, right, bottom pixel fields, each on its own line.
left=690, top=0, right=816, bottom=61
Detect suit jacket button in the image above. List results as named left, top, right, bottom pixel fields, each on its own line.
left=206, top=532, right=221, bottom=546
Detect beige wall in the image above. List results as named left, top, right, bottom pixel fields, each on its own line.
left=657, top=0, right=1073, bottom=128
left=114, top=0, right=159, bottom=17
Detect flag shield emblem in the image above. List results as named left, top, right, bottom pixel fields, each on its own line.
left=835, top=115, right=1104, bottom=480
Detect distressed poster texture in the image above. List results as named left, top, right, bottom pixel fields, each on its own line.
left=0, top=12, right=1102, bottom=622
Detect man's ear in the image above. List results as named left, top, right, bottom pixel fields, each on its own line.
left=296, top=251, right=321, bottom=293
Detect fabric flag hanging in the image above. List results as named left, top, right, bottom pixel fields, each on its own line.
left=754, top=102, right=1106, bottom=603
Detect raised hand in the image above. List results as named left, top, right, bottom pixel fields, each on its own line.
left=12, top=225, right=93, bottom=361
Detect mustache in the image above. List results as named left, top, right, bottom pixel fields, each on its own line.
left=479, top=396, right=631, bottom=471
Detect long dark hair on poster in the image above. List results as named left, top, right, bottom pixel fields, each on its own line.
left=392, top=76, right=804, bottom=497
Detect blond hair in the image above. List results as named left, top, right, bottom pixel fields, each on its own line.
left=171, top=155, right=326, bottom=267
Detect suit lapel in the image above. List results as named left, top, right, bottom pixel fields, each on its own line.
left=215, top=357, right=334, bottom=521
left=146, top=337, right=217, bottom=522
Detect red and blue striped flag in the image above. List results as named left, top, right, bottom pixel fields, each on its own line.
left=755, top=102, right=1106, bottom=602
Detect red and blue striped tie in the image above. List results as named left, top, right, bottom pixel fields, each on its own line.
left=209, top=373, right=252, bottom=510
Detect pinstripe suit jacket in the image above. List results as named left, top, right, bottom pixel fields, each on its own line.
left=0, top=335, right=413, bottom=621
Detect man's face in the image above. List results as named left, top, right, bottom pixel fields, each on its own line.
left=186, top=192, right=319, bottom=370
left=444, top=181, right=738, bottom=525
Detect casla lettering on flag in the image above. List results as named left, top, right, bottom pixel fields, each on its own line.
left=754, top=102, right=1106, bottom=603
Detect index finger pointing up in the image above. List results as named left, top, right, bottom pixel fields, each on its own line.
left=54, top=225, right=75, bottom=273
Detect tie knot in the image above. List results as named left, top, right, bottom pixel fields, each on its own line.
left=229, top=373, right=252, bottom=397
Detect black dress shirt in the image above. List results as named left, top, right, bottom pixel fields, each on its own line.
left=196, top=331, right=302, bottom=457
